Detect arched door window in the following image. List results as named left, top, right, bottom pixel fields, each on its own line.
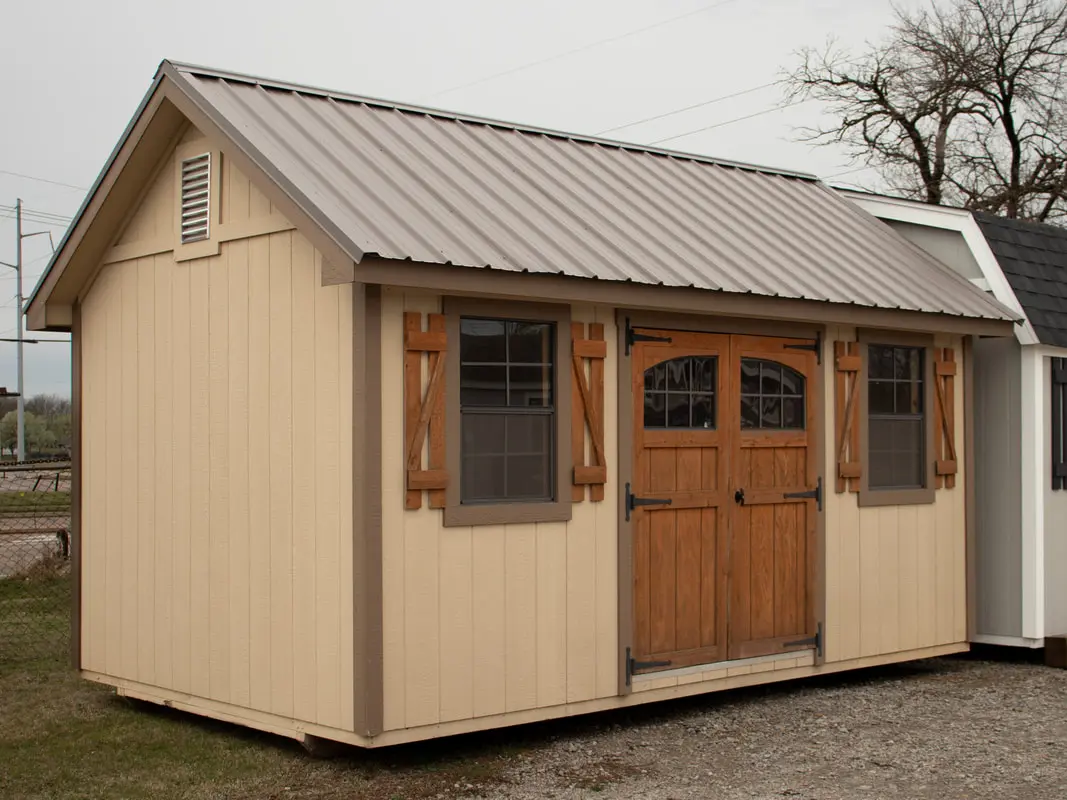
left=643, top=356, right=717, bottom=429
left=740, top=358, right=806, bottom=429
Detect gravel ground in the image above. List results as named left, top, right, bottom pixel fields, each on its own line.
left=451, top=654, right=1067, bottom=800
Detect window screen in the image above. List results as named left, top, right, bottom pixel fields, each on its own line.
left=459, top=318, right=555, bottom=504
left=868, top=345, right=925, bottom=490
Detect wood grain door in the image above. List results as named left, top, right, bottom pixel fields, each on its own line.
left=630, top=329, right=819, bottom=675
left=726, top=335, right=818, bottom=660
left=631, top=330, right=730, bottom=671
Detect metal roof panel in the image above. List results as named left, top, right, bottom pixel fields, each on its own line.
left=165, top=62, right=1013, bottom=322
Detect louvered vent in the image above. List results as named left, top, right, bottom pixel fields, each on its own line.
left=180, top=153, right=211, bottom=244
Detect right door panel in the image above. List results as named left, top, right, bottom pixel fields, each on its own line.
left=727, top=335, right=818, bottom=660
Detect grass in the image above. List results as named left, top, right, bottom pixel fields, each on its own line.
left=0, top=577, right=528, bottom=799
left=0, top=490, right=70, bottom=513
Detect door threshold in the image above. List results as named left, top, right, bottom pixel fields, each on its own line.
left=631, top=650, right=808, bottom=683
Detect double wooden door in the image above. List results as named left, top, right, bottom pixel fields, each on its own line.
left=630, top=329, right=818, bottom=674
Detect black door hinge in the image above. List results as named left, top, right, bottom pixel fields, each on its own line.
left=625, top=647, right=672, bottom=686
left=785, top=622, right=823, bottom=658
left=784, top=476, right=822, bottom=511
left=784, top=332, right=822, bottom=364
left=625, top=482, right=673, bottom=521
left=625, top=317, right=673, bottom=355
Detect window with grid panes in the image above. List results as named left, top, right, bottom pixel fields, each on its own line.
left=459, top=318, right=555, bottom=504
left=867, top=344, right=925, bottom=489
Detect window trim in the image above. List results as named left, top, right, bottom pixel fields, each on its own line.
left=858, top=329, right=936, bottom=507
left=443, top=297, right=572, bottom=527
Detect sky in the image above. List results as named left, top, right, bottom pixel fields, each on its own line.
left=0, top=0, right=911, bottom=398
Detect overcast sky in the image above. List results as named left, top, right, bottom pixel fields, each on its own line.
left=0, top=0, right=908, bottom=398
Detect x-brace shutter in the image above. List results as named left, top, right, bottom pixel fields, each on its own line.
left=571, top=322, right=607, bottom=502
left=834, top=341, right=862, bottom=493
left=933, top=347, right=958, bottom=489
left=404, top=311, right=447, bottom=510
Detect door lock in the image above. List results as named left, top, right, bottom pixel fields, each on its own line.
left=734, top=488, right=745, bottom=506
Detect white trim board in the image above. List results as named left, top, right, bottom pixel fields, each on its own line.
left=842, top=192, right=1038, bottom=346
left=971, top=633, right=1044, bottom=649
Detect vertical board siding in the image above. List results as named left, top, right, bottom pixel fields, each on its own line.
left=380, top=292, right=620, bottom=731
left=823, top=327, right=969, bottom=663
left=79, top=176, right=354, bottom=729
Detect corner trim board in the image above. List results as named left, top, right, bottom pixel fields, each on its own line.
left=70, top=302, right=82, bottom=669
left=353, top=284, right=384, bottom=735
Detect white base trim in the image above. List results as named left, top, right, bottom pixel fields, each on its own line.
left=971, top=633, right=1044, bottom=649
left=632, top=649, right=805, bottom=682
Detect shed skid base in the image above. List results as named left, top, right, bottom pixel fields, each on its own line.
left=83, top=644, right=967, bottom=749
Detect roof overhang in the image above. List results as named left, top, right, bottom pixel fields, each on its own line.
left=354, top=255, right=1016, bottom=338
left=841, top=190, right=1036, bottom=345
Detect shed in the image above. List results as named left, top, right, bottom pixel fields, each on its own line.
left=845, top=191, right=1066, bottom=649
left=29, top=61, right=1016, bottom=748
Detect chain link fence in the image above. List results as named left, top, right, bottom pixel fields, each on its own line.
left=0, top=462, right=72, bottom=667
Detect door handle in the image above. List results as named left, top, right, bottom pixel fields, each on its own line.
left=734, top=488, right=745, bottom=506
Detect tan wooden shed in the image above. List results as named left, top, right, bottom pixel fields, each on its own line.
left=27, top=61, right=1017, bottom=749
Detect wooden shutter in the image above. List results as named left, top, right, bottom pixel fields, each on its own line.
left=404, top=312, right=447, bottom=509
left=834, top=341, right=862, bottom=493
left=571, top=322, right=607, bottom=502
left=933, top=347, right=958, bottom=489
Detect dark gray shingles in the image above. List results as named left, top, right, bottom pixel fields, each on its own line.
left=974, top=212, right=1067, bottom=346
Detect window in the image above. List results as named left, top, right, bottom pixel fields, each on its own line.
left=867, top=344, right=925, bottom=490
left=740, top=358, right=805, bottom=430
left=643, top=356, right=717, bottom=429
left=459, top=318, right=555, bottom=503
left=444, top=299, right=571, bottom=527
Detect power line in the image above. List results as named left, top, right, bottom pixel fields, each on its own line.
left=0, top=204, right=72, bottom=222
left=595, top=81, right=781, bottom=136
left=649, top=99, right=808, bottom=145
left=0, top=169, right=87, bottom=192
left=824, top=165, right=876, bottom=180
left=425, top=0, right=743, bottom=100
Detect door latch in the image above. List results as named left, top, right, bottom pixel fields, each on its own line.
left=624, top=482, right=672, bottom=521
left=734, top=488, right=745, bottom=506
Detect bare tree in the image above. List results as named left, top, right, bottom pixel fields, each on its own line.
left=788, top=0, right=1067, bottom=222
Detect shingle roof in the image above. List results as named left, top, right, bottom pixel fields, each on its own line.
left=974, top=213, right=1067, bottom=346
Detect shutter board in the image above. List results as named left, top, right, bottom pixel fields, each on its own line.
left=180, top=153, right=211, bottom=244
left=933, top=347, right=958, bottom=490
left=1053, top=358, right=1066, bottom=491
left=571, top=322, right=607, bottom=502
left=834, top=341, right=862, bottom=493
left=404, top=312, right=448, bottom=510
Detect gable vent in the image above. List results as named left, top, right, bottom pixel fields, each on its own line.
left=180, top=153, right=211, bottom=244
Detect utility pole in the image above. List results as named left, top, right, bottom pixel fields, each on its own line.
left=0, top=199, right=54, bottom=462
left=14, top=199, right=24, bottom=463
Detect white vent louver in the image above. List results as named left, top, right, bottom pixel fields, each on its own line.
left=180, top=153, right=211, bottom=244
